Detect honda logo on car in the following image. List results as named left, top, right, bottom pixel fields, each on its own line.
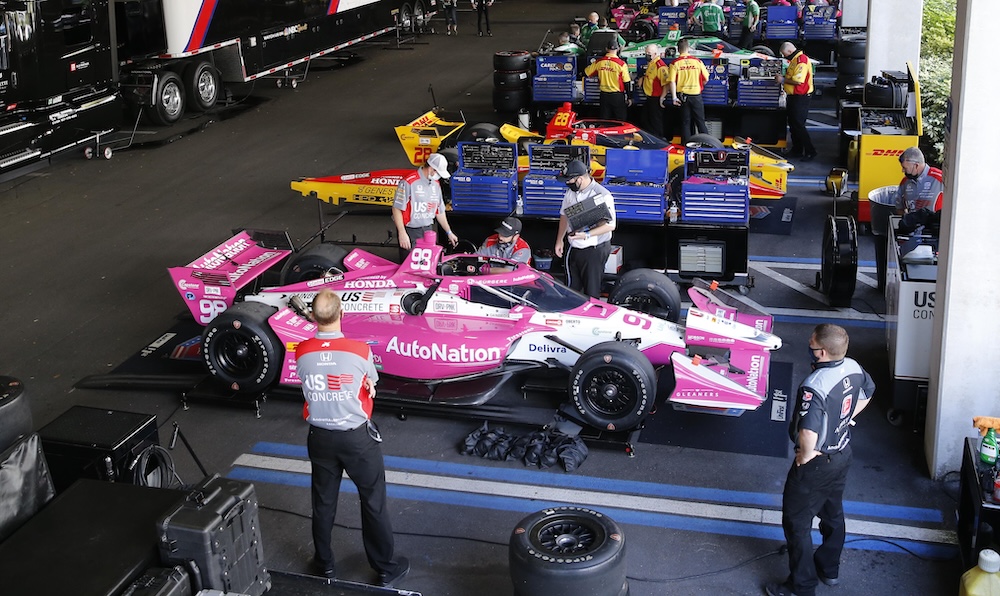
left=386, top=337, right=501, bottom=362
left=344, top=279, right=396, bottom=289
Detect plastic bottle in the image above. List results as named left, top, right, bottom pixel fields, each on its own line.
left=960, top=548, right=1000, bottom=596
left=982, top=428, right=998, bottom=465
left=668, top=202, right=679, bottom=224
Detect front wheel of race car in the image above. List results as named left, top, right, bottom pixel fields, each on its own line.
left=608, top=268, right=682, bottom=323
left=509, top=506, right=628, bottom=596
left=280, top=243, right=350, bottom=285
left=202, top=302, right=282, bottom=393
left=569, top=341, right=656, bottom=431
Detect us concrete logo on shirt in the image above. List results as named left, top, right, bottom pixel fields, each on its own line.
left=327, top=374, right=354, bottom=389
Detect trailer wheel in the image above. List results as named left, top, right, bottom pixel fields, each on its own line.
left=185, top=60, right=220, bottom=112
left=147, top=71, right=186, bottom=126
left=202, top=302, right=282, bottom=393
left=569, top=341, right=656, bottom=431
left=280, top=243, right=351, bottom=285
left=102, top=146, right=113, bottom=160
left=398, top=3, right=413, bottom=31
left=608, top=268, right=682, bottom=323
left=413, top=0, right=428, bottom=31
left=84, top=146, right=94, bottom=160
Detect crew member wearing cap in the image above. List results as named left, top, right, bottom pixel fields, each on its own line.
left=392, top=152, right=458, bottom=262
left=896, top=147, right=944, bottom=213
left=478, top=217, right=531, bottom=264
left=555, top=160, right=617, bottom=298
left=666, top=38, right=709, bottom=144
left=584, top=40, right=632, bottom=121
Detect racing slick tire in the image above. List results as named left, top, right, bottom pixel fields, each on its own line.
left=494, top=69, right=532, bottom=90
left=279, top=243, right=350, bottom=285
left=494, top=50, right=532, bottom=72
left=608, top=269, right=682, bottom=323
left=685, top=133, right=724, bottom=148
left=817, top=215, right=858, bottom=307
left=752, top=45, right=775, bottom=57
left=202, top=302, right=282, bottom=393
left=569, top=342, right=657, bottom=431
left=0, top=376, right=32, bottom=452
left=147, top=70, right=186, bottom=126
left=493, top=88, right=531, bottom=113
left=458, top=123, right=502, bottom=143
left=634, top=19, right=656, bottom=42
left=509, top=506, right=628, bottom=596
left=184, top=60, right=221, bottom=112
left=838, top=34, right=867, bottom=59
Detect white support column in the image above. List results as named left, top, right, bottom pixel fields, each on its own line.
left=866, top=0, right=922, bottom=79
left=925, top=0, right=1000, bottom=478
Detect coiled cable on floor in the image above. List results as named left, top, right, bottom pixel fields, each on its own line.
left=129, top=444, right=184, bottom=488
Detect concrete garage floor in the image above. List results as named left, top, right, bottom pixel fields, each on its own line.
left=0, top=1, right=966, bottom=595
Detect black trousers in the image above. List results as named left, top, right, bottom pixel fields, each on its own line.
left=738, top=27, right=755, bottom=49
left=599, top=91, right=628, bottom=122
left=642, top=96, right=664, bottom=140
left=678, top=93, right=707, bottom=143
left=781, top=446, right=852, bottom=596
left=476, top=2, right=490, bottom=33
left=786, top=93, right=815, bottom=156
left=308, top=424, right=396, bottom=575
left=566, top=241, right=611, bottom=298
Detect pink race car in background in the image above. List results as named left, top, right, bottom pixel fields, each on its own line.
left=168, top=231, right=782, bottom=431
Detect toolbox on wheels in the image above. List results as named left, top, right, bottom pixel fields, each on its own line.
left=157, top=474, right=270, bottom=596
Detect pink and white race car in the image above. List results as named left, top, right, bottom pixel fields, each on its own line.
left=169, top=231, right=782, bottom=431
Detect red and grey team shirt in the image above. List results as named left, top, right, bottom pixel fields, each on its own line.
left=392, top=169, right=443, bottom=228
left=781, top=50, right=813, bottom=96
left=584, top=53, right=632, bottom=93
left=477, top=235, right=532, bottom=263
left=670, top=54, right=709, bottom=95
left=642, top=58, right=669, bottom=99
left=295, top=331, right=379, bottom=431
left=898, top=165, right=944, bottom=212
left=790, top=358, right=875, bottom=454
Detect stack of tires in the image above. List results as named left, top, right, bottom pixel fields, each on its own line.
left=836, top=34, right=867, bottom=104
left=493, top=50, right=532, bottom=114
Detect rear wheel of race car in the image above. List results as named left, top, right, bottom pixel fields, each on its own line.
left=686, top=133, right=724, bottom=148
left=752, top=45, right=775, bottom=57
left=569, top=341, right=656, bottom=431
left=635, top=19, right=656, bottom=42
left=202, top=302, right=282, bottom=393
left=279, top=243, right=350, bottom=285
left=608, top=268, right=682, bottom=323
left=458, top=122, right=502, bottom=143
left=438, top=147, right=459, bottom=203
left=184, top=60, right=220, bottom=112
left=146, top=70, right=185, bottom=126
left=509, top=506, right=628, bottom=596
left=494, top=50, right=532, bottom=72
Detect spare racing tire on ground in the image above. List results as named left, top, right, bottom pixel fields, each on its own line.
left=494, top=69, right=531, bottom=90
left=279, top=243, right=350, bottom=285
left=817, top=215, right=858, bottom=308
left=494, top=50, right=532, bottom=72
left=202, top=302, right=282, bottom=393
left=685, top=133, right=724, bottom=148
left=494, top=88, right=531, bottom=113
left=509, top=506, right=628, bottom=596
left=0, top=376, right=32, bottom=453
left=569, top=341, right=656, bottom=431
left=608, top=268, right=682, bottom=323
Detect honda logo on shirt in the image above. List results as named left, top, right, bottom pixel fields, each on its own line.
left=320, top=352, right=334, bottom=362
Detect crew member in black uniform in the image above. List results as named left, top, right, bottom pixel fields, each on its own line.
left=765, top=323, right=874, bottom=596
left=296, top=290, right=409, bottom=588
left=554, top=159, right=617, bottom=298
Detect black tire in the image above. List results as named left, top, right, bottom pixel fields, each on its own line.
left=458, top=122, right=502, bottom=143
left=493, top=88, right=531, bottom=113
left=818, top=215, right=858, bottom=307
left=509, top=507, right=628, bottom=596
left=608, top=268, right=682, bottom=323
left=147, top=70, right=185, bottom=126
left=0, top=376, right=32, bottom=452
left=202, top=302, right=282, bottom=393
left=837, top=56, right=865, bottom=76
left=635, top=19, right=656, bottom=42
left=279, top=243, right=350, bottom=285
left=494, top=50, right=532, bottom=72
left=752, top=44, right=775, bottom=57
left=494, top=69, right=531, bottom=90
left=412, top=0, right=427, bottom=31
left=667, top=165, right=684, bottom=204
left=838, top=34, right=867, bottom=59
left=184, top=60, right=220, bottom=112
left=569, top=341, right=656, bottom=431
left=437, top=146, right=459, bottom=173
left=836, top=74, right=865, bottom=99
left=398, top=2, right=413, bottom=31
left=686, top=133, right=724, bottom=148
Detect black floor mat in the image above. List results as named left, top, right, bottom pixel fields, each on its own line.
left=750, top=196, right=798, bottom=236
left=638, top=361, right=794, bottom=459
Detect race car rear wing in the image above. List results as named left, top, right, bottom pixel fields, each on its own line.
left=168, top=231, right=292, bottom=325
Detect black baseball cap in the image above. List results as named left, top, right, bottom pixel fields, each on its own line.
left=607, top=40, right=620, bottom=51
left=558, top=159, right=590, bottom=180
left=496, top=217, right=522, bottom=236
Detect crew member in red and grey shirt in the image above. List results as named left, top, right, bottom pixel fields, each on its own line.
left=477, top=216, right=531, bottom=264
left=391, top=152, right=459, bottom=262
left=897, top=147, right=944, bottom=213
left=295, top=289, right=409, bottom=587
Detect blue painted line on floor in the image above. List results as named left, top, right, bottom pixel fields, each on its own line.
left=228, top=466, right=956, bottom=560
left=773, top=315, right=885, bottom=329
left=749, top=255, right=879, bottom=269
left=248, top=442, right=941, bottom=523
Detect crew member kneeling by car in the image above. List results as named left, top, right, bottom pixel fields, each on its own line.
left=555, top=160, right=617, bottom=298
left=478, top=216, right=531, bottom=264
left=392, top=152, right=459, bottom=262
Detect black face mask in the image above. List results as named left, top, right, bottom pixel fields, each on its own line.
left=498, top=239, right=513, bottom=249
left=566, top=180, right=583, bottom=192
left=905, top=171, right=921, bottom=181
